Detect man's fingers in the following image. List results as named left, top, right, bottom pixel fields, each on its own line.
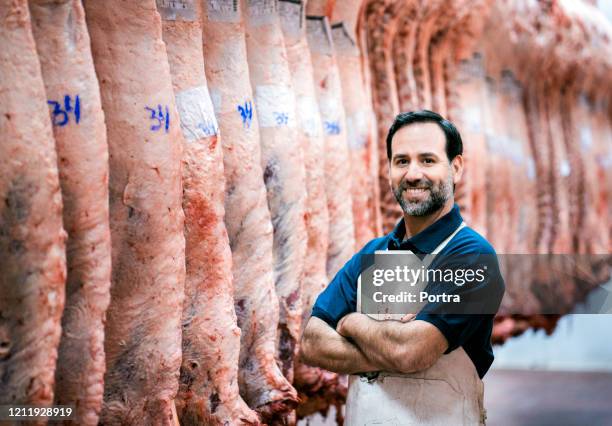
left=400, top=313, right=416, bottom=323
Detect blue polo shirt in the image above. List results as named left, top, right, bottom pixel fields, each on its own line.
left=311, top=204, right=505, bottom=378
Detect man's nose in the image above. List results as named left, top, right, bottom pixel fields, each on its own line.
left=403, top=161, right=424, bottom=182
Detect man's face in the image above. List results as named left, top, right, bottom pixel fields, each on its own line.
left=388, top=122, right=463, bottom=217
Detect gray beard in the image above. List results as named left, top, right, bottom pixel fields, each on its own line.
left=393, top=172, right=453, bottom=217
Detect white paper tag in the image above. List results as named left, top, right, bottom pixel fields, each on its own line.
left=175, top=85, right=219, bottom=140
left=246, top=0, right=277, bottom=27
left=206, top=0, right=241, bottom=22
left=254, top=85, right=296, bottom=128
left=156, top=0, right=197, bottom=21
left=296, top=95, right=321, bottom=137
left=331, top=22, right=359, bottom=56
left=278, top=0, right=303, bottom=38
left=346, top=110, right=369, bottom=149
left=306, top=16, right=333, bottom=55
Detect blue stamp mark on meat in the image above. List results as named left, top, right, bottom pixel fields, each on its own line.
left=324, top=120, right=340, bottom=135
left=237, top=100, right=253, bottom=128
left=273, top=112, right=289, bottom=126
left=145, top=104, right=170, bottom=133
left=197, top=119, right=218, bottom=137
left=47, top=95, right=80, bottom=127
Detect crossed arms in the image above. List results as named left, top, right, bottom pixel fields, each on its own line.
left=299, top=313, right=449, bottom=375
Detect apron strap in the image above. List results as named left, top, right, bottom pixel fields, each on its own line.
left=421, top=221, right=466, bottom=268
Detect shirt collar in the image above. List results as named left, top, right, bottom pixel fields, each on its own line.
left=388, top=204, right=463, bottom=253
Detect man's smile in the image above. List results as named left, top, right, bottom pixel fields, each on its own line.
left=403, top=186, right=430, bottom=200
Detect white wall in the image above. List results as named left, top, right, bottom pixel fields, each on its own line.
left=493, top=277, right=612, bottom=371
left=597, top=0, right=612, bottom=22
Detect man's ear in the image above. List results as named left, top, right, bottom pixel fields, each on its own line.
left=451, top=155, right=464, bottom=184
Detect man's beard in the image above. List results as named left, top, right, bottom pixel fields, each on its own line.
left=393, top=171, right=453, bottom=217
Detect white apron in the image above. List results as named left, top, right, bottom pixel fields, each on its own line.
left=345, top=222, right=486, bottom=426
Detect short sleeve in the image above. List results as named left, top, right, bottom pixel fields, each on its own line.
left=416, top=313, right=491, bottom=353
left=415, top=252, right=505, bottom=352
left=311, top=251, right=363, bottom=329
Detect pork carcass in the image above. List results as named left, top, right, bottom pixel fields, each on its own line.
left=449, top=1, right=492, bottom=224
left=278, top=0, right=346, bottom=416
left=200, top=0, right=298, bottom=419
left=426, top=0, right=474, bottom=117
left=410, top=0, right=446, bottom=111
left=363, top=0, right=404, bottom=233
left=156, top=1, right=259, bottom=424
left=305, top=6, right=356, bottom=277
left=392, top=5, right=420, bottom=113
left=28, top=2, right=111, bottom=424
left=243, top=0, right=308, bottom=388
left=588, top=98, right=611, bottom=254
left=83, top=1, right=186, bottom=423
left=332, top=0, right=378, bottom=248
left=278, top=0, right=329, bottom=342
left=446, top=52, right=489, bottom=235
left=481, top=78, right=511, bottom=252
left=354, top=1, right=383, bottom=237
left=483, top=0, right=612, bottom=342
left=0, top=0, right=66, bottom=414
left=566, top=1, right=612, bottom=254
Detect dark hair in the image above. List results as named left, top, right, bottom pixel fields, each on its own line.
left=386, top=110, right=463, bottom=162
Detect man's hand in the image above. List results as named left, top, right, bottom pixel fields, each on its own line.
left=400, top=313, right=416, bottom=323
left=337, top=312, right=415, bottom=337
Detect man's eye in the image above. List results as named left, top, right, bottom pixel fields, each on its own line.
left=423, top=158, right=434, bottom=164
left=397, top=159, right=408, bottom=165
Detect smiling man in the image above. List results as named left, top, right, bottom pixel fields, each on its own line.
left=300, top=110, right=504, bottom=425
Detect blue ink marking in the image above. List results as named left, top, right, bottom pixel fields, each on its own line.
left=73, top=95, right=80, bottom=123
left=273, top=112, right=289, bottom=126
left=196, top=118, right=218, bottom=137
left=47, top=94, right=80, bottom=127
left=145, top=104, right=170, bottom=133
left=324, top=121, right=340, bottom=135
left=237, top=101, right=253, bottom=128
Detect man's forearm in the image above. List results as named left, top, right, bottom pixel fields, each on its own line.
left=337, top=313, right=447, bottom=373
left=300, top=317, right=380, bottom=374
left=337, top=314, right=404, bottom=372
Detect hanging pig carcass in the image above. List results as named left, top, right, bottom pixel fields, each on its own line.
left=332, top=0, right=378, bottom=248
left=277, top=0, right=346, bottom=418
left=305, top=6, right=356, bottom=278
left=243, top=0, right=308, bottom=389
left=28, top=1, right=112, bottom=424
left=156, top=1, right=260, bottom=424
left=83, top=1, right=186, bottom=423
left=0, top=0, right=67, bottom=411
left=200, top=0, right=298, bottom=420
